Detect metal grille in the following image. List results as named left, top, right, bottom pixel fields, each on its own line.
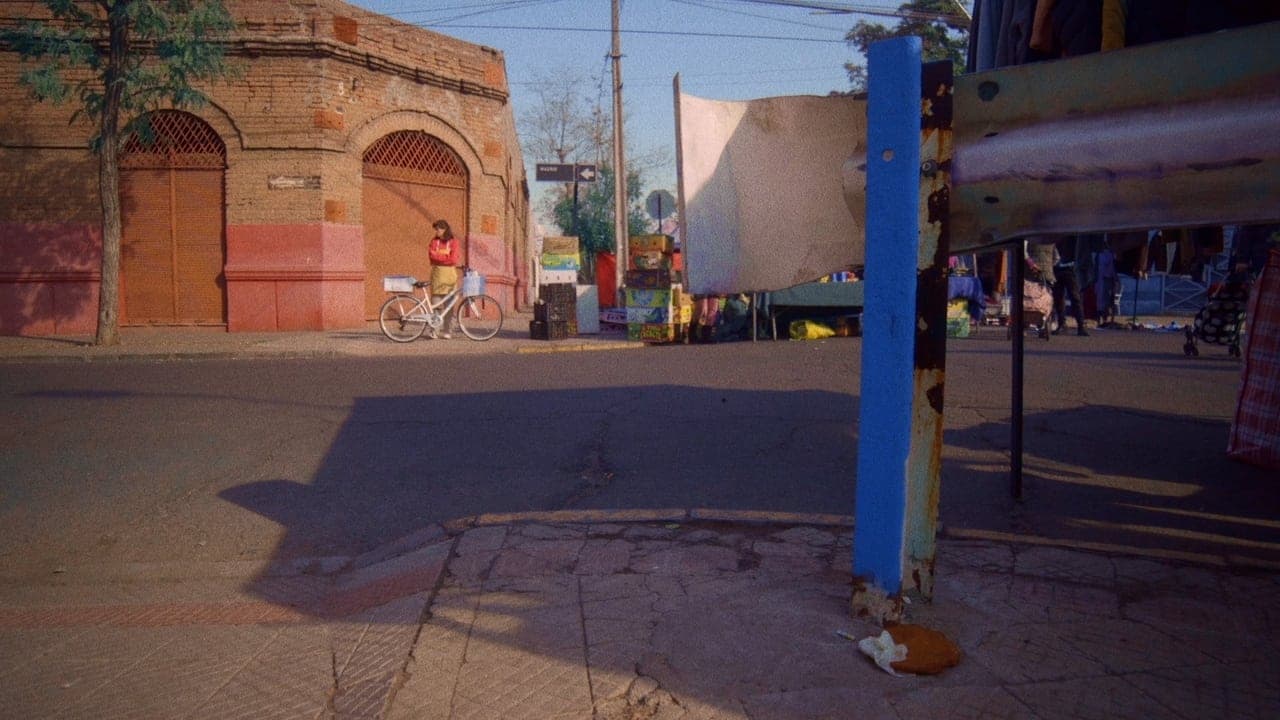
left=121, top=111, right=227, bottom=169
left=363, top=131, right=467, bottom=188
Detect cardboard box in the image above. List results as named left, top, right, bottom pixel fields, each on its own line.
left=542, top=236, right=580, bottom=255
left=625, top=269, right=677, bottom=289
left=630, top=234, right=674, bottom=253
left=629, top=250, right=672, bottom=271
left=639, top=323, right=677, bottom=343
left=626, top=306, right=671, bottom=324
left=541, top=252, right=581, bottom=271
left=540, top=269, right=578, bottom=285
left=624, top=288, right=673, bottom=309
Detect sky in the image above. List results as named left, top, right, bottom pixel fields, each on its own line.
left=352, top=1, right=970, bottom=225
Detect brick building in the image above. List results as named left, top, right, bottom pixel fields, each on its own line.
left=0, top=0, right=529, bottom=334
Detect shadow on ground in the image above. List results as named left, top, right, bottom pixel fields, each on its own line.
left=940, top=403, right=1280, bottom=563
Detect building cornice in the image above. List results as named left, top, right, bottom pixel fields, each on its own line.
left=227, top=38, right=508, bottom=104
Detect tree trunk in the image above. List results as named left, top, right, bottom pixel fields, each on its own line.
left=95, top=2, right=130, bottom=346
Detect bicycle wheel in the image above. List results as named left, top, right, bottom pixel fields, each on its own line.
left=379, top=294, right=428, bottom=342
left=455, top=294, right=503, bottom=341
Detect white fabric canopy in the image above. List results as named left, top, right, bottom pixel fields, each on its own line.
left=675, top=90, right=868, bottom=294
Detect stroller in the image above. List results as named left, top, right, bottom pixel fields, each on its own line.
left=1004, top=279, right=1056, bottom=340
left=1184, top=274, right=1249, bottom=357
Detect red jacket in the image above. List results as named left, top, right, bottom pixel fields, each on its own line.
left=429, top=237, right=458, bottom=266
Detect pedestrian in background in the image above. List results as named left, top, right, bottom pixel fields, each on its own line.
left=1053, top=236, right=1089, bottom=336
left=1095, top=239, right=1120, bottom=327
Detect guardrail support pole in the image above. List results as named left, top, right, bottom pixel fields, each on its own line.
left=852, top=37, right=952, bottom=622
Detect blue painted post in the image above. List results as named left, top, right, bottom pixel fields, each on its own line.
left=852, top=36, right=923, bottom=620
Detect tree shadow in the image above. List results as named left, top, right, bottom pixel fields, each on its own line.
left=218, top=385, right=859, bottom=565
left=0, top=215, right=101, bottom=335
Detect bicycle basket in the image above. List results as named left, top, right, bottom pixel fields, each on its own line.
left=462, top=270, right=486, bottom=297
left=383, top=275, right=416, bottom=292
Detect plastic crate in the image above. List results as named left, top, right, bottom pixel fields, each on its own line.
left=529, top=319, right=572, bottom=341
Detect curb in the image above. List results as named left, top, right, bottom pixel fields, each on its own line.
left=516, top=340, right=645, bottom=354
left=0, top=350, right=343, bottom=364
left=0, top=339, right=648, bottom=362
left=941, top=526, right=1280, bottom=572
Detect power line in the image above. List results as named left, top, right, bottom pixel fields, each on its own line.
left=426, top=23, right=847, bottom=43
left=724, top=0, right=970, bottom=28
left=671, top=0, right=850, bottom=30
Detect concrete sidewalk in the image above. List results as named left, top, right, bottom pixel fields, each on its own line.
left=0, top=314, right=643, bottom=363
left=2, top=509, right=1276, bottom=719
left=0, top=314, right=1198, bottom=364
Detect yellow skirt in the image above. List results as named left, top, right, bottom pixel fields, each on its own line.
left=430, top=265, right=458, bottom=296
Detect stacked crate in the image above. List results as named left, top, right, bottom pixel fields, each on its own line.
left=531, top=283, right=577, bottom=340
left=624, top=235, right=690, bottom=343
left=531, top=236, right=580, bottom=340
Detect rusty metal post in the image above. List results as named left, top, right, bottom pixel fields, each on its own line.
left=903, top=60, right=953, bottom=602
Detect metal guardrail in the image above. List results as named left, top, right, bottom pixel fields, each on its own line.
left=951, top=22, right=1280, bottom=252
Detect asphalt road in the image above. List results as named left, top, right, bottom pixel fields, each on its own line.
left=2, top=326, right=1277, bottom=581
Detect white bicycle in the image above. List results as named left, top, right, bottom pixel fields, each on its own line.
left=378, top=272, right=503, bottom=342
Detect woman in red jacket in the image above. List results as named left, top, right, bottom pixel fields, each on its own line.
left=428, top=219, right=460, bottom=338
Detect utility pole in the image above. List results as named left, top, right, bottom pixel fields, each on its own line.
left=611, top=0, right=628, bottom=304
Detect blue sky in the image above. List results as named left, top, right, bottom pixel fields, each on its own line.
left=353, top=1, right=965, bottom=221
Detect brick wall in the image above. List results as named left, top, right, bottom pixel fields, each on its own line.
left=0, top=0, right=529, bottom=333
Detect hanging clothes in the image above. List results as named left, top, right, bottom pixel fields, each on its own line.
left=967, top=0, right=1005, bottom=71
left=1048, top=0, right=1104, bottom=57
left=1029, top=0, right=1058, bottom=53
left=994, top=0, right=1038, bottom=68
left=1100, top=0, right=1126, bottom=50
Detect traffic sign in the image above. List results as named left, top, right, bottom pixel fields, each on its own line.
left=646, top=189, right=676, bottom=220
left=575, top=164, right=597, bottom=182
left=535, top=163, right=574, bottom=182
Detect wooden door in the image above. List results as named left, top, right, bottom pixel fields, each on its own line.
left=362, top=131, right=468, bottom=317
left=120, top=111, right=226, bottom=324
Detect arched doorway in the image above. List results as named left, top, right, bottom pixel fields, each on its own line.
left=120, top=110, right=227, bottom=324
left=362, top=131, right=469, bottom=317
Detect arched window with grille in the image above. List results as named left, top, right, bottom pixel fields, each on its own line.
left=361, top=131, right=469, bottom=317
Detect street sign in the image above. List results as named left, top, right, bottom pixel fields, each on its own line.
left=575, top=164, right=597, bottom=182
left=646, top=189, right=676, bottom=220
left=535, top=163, right=575, bottom=182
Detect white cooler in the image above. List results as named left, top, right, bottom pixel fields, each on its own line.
left=576, top=285, right=600, bottom=334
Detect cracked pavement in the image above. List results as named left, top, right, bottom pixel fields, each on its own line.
left=387, top=518, right=1280, bottom=720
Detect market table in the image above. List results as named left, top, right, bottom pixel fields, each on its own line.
left=947, top=275, right=987, bottom=323
left=759, top=281, right=864, bottom=340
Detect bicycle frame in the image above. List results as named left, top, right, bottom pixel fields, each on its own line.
left=402, top=283, right=461, bottom=331
left=380, top=271, right=503, bottom=342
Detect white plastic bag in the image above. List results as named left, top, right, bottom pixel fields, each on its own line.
left=858, top=630, right=908, bottom=676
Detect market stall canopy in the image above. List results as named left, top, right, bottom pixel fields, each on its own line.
left=675, top=83, right=868, bottom=295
